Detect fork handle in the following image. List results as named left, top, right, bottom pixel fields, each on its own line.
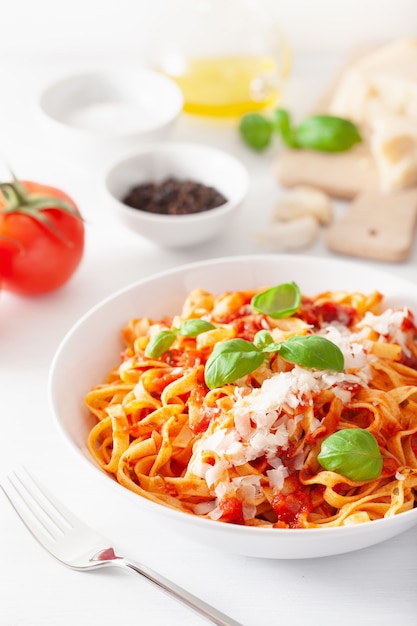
left=118, top=558, right=243, bottom=626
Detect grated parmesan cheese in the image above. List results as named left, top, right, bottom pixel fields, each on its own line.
left=357, top=307, right=410, bottom=356
left=188, top=307, right=412, bottom=519
left=267, top=463, right=289, bottom=490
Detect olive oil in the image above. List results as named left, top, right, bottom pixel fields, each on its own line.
left=164, top=56, right=285, bottom=117
left=148, top=0, right=291, bottom=118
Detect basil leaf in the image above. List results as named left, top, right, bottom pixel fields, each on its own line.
left=277, top=335, right=344, bottom=372
left=294, top=114, right=362, bottom=153
left=240, top=108, right=362, bottom=154
left=318, top=429, right=383, bottom=481
left=204, top=339, right=264, bottom=389
left=253, top=330, right=277, bottom=352
left=251, top=282, right=301, bottom=318
left=180, top=319, right=216, bottom=337
left=145, top=330, right=177, bottom=358
left=239, top=113, right=274, bottom=151
left=272, top=109, right=299, bottom=148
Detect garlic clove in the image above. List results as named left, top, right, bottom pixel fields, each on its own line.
left=273, top=185, right=333, bottom=225
left=256, top=215, right=319, bottom=250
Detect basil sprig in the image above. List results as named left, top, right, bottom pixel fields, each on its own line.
left=276, top=110, right=362, bottom=153
left=318, top=429, right=383, bottom=481
left=146, top=282, right=344, bottom=385
left=146, top=281, right=300, bottom=359
left=145, top=319, right=215, bottom=358
left=205, top=331, right=344, bottom=389
left=239, top=107, right=362, bottom=153
left=251, top=282, right=301, bottom=318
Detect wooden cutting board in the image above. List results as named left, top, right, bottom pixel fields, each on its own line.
left=325, top=187, right=417, bottom=262
left=275, top=46, right=417, bottom=262
left=275, top=142, right=377, bottom=200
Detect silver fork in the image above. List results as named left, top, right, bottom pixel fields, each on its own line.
left=1, top=468, right=243, bottom=626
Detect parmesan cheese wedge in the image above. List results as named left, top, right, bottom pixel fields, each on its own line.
left=329, top=38, right=417, bottom=124
left=370, top=115, right=417, bottom=191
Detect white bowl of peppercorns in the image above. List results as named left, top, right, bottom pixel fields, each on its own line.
left=103, top=142, right=249, bottom=248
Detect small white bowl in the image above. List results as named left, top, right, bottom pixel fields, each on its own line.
left=103, top=142, right=250, bottom=248
left=37, top=69, right=184, bottom=164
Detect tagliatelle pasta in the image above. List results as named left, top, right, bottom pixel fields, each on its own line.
left=85, top=285, right=417, bottom=528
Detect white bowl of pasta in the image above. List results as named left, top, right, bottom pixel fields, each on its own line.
left=49, top=254, right=417, bottom=559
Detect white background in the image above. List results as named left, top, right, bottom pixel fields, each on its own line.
left=1, top=0, right=416, bottom=58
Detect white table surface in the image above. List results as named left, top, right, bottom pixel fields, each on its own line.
left=1, top=50, right=417, bottom=626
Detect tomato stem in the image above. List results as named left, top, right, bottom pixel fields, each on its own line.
left=0, top=180, right=83, bottom=247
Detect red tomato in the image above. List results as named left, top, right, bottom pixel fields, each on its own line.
left=0, top=179, right=84, bottom=295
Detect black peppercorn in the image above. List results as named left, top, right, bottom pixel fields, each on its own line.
left=122, top=178, right=227, bottom=215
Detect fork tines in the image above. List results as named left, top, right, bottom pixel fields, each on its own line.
left=1, top=468, right=75, bottom=547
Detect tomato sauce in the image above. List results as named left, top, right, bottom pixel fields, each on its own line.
left=161, top=348, right=204, bottom=367
left=400, top=352, right=417, bottom=370
left=191, top=405, right=220, bottom=434
left=218, top=496, right=245, bottom=524
left=232, top=315, right=268, bottom=341
left=271, top=476, right=312, bottom=528
left=381, top=457, right=399, bottom=477
left=188, top=383, right=220, bottom=434
left=299, top=297, right=357, bottom=328
left=401, top=309, right=417, bottom=333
